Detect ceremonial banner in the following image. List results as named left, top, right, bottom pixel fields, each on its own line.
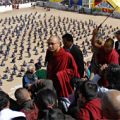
left=107, top=0, right=120, bottom=12
left=69, top=0, right=82, bottom=7
left=92, top=0, right=102, bottom=8
left=49, top=0, right=63, bottom=2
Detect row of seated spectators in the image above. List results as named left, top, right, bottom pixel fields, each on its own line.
left=0, top=29, right=120, bottom=120
left=0, top=63, right=120, bottom=120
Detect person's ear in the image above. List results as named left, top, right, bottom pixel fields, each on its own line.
left=60, top=42, right=62, bottom=46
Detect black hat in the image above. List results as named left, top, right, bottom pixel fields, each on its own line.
left=35, top=62, right=42, bottom=70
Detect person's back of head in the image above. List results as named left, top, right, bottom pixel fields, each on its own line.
left=36, top=89, right=75, bottom=120
left=40, top=108, right=75, bottom=120
left=76, top=80, right=98, bottom=101
left=62, top=33, right=73, bottom=43
left=36, top=89, right=57, bottom=110
left=62, top=33, right=73, bottom=49
left=0, top=91, right=26, bottom=120
left=15, top=88, right=39, bottom=120
left=75, top=80, right=104, bottom=120
left=35, top=62, right=42, bottom=70
left=106, top=64, right=120, bottom=90
left=0, top=91, right=9, bottom=111
left=14, top=88, right=31, bottom=105
left=102, top=90, right=120, bottom=119
left=36, top=89, right=59, bottom=119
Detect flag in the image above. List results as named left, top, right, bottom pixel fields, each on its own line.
left=69, top=0, right=82, bottom=7
left=92, top=0, right=102, bottom=8
left=107, top=0, right=120, bottom=12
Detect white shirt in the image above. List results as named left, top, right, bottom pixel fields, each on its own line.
left=92, top=74, right=109, bottom=97
left=0, top=108, right=25, bottom=120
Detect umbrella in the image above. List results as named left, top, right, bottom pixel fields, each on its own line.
left=107, top=0, right=120, bottom=12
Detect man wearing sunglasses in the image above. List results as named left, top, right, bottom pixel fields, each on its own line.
left=45, top=35, right=80, bottom=98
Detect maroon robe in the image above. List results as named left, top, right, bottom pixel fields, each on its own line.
left=76, top=98, right=104, bottom=120
left=97, top=47, right=119, bottom=87
left=97, top=47, right=119, bottom=65
left=46, top=48, right=80, bottom=97
left=21, top=103, right=39, bottom=120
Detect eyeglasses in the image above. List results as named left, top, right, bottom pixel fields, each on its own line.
left=47, top=42, right=57, bottom=45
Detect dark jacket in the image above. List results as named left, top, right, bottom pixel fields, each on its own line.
left=70, top=44, right=84, bottom=78
left=39, top=108, right=75, bottom=120
left=115, top=41, right=120, bottom=64
left=115, top=41, right=120, bottom=54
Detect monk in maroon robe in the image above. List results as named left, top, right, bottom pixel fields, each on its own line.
left=92, top=29, right=119, bottom=65
left=91, top=28, right=119, bottom=85
left=97, top=43, right=119, bottom=65
left=45, top=35, right=80, bottom=97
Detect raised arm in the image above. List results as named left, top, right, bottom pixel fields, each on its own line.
left=91, top=28, right=102, bottom=49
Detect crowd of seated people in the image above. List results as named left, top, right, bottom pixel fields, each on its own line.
left=0, top=62, right=120, bottom=119
left=0, top=28, right=120, bottom=119
left=0, top=12, right=118, bottom=83
left=0, top=11, right=120, bottom=119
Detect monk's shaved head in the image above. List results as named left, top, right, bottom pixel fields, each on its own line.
left=47, top=35, right=61, bottom=53
left=48, top=35, right=61, bottom=45
left=104, top=38, right=114, bottom=54
left=15, top=88, right=31, bottom=104
left=102, top=90, right=120, bottom=119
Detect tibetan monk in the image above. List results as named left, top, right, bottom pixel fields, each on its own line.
left=91, top=28, right=119, bottom=86
left=91, top=28, right=119, bottom=65
left=45, top=35, right=80, bottom=97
